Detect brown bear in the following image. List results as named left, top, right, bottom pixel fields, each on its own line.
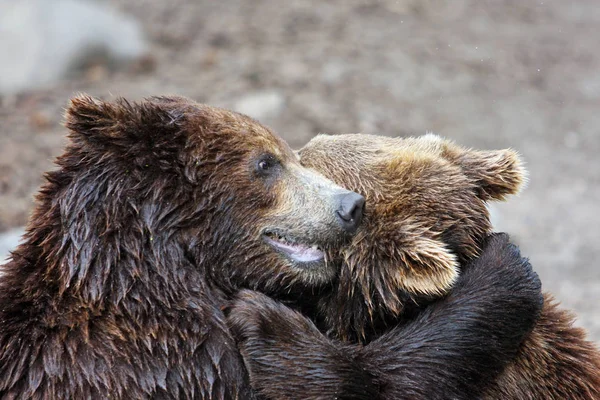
left=0, top=97, right=541, bottom=400
left=0, top=94, right=364, bottom=399
left=230, top=133, right=600, bottom=400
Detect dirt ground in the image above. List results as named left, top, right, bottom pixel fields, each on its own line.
left=0, top=0, right=599, bottom=342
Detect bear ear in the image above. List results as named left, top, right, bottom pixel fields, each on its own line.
left=398, top=237, right=460, bottom=297
left=64, top=94, right=193, bottom=170
left=64, top=94, right=186, bottom=145
left=65, top=94, right=122, bottom=137
left=347, top=232, right=459, bottom=320
left=458, top=148, right=527, bottom=201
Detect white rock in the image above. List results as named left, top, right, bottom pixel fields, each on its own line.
left=0, top=227, right=24, bottom=264
left=0, top=0, right=146, bottom=94
left=234, top=91, right=285, bottom=120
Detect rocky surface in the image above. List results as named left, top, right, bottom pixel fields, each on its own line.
left=0, top=0, right=598, bottom=342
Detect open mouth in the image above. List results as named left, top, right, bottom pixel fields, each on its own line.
left=263, top=230, right=325, bottom=263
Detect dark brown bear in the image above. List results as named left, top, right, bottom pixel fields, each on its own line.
left=231, top=133, right=600, bottom=400
left=0, top=97, right=540, bottom=400
left=0, top=95, right=364, bottom=399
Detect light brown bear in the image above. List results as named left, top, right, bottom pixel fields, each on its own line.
left=231, top=133, right=600, bottom=400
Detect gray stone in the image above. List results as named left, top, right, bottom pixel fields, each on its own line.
left=0, top=0, right=146, bottom=94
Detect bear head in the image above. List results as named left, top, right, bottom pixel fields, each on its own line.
left=299, top=133, right=525, bottom=341
left=8, top=95, right=365, bottom=311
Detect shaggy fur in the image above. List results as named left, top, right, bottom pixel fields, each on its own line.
left=300, top=133, right=527, bottom=341
left=0, top=95, right=361, bottom=399
left=229, top=234, right=543, bottom=400
left=307, top=134, right=600, bottom=399
left=0, top=97, right=542, bottom=399
left=232, top=133, right=600, bottom=399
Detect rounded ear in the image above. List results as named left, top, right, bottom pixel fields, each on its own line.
left=65, top=94, right=188, bottom=142
left=459, top=149, right=527, bottom=201
left=64, top=94, right=190, bottom=168
left=399, top=237, right=459, bottom=296
left=65, top=94, right=126, bottom=138
left=344, top=232, right=459, bottom=319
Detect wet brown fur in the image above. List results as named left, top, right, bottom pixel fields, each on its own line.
left=229, top=231, right=544, bottom=400
left=0, top=95, right=588, bottom=399
left=227, top=130, right=545, bottom=400
left=299, top=133, right=600, bottom=399
left=0, top=95, right=354, bottom=399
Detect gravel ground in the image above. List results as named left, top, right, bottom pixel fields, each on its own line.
left=0, top=0, right=598, bottom=342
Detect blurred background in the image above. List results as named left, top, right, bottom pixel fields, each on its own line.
left=0, top=0, right=598, bottom=342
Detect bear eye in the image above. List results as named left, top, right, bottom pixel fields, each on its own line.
left=258, top=159, right=271, bottom=171
left=255, top=154, right=279, bottom=177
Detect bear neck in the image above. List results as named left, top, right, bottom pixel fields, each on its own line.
left=319, top=280, right=420, bottom=343
left=0, top=158, right=215, bottom=325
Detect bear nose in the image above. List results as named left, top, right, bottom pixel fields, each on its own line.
left=335, top=192, right=365, bottom=233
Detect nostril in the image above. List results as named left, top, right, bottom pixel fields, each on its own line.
left=351, top=195, right=365, bottom=221
left=336, top=209, right=351, bottom=222
left=336, top=192, right=366, bottom=231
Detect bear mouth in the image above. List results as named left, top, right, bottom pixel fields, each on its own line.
left=263, top=230, right=325, bottom=263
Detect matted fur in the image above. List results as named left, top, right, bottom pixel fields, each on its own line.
left=0, top=95, right=359, bottom=399
left=229, top=233, right=544, bottom=400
